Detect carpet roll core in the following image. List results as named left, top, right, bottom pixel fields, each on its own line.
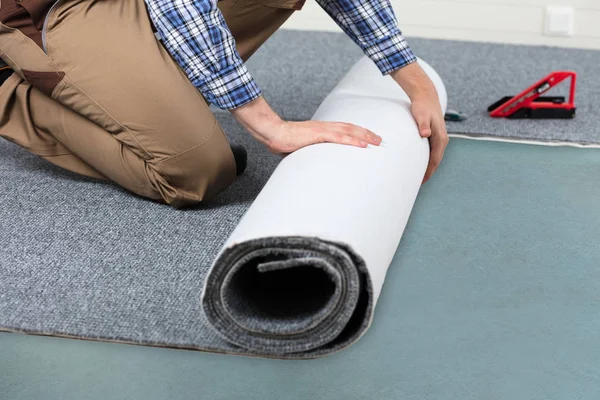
left=203, top=238, right=371, bottom=355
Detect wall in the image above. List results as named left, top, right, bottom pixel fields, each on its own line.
left=282, top=0, right=600, bottom=49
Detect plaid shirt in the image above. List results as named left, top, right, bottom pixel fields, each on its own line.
left=146, top=0, right=416, bottom=110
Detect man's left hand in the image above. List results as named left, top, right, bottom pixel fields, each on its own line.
left=390, top=62, right=449, bottom=184
left=411, top=93, right=449, bottom=183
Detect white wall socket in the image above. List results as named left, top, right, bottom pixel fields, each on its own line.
left=544, top=6, right=575, bottom=37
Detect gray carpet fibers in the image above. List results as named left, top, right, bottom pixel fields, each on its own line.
left=0, top=115, right=276, bottom=354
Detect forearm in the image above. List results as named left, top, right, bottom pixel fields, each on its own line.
left=390, top=62, right=439, bottom=102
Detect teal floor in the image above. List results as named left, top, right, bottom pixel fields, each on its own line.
left=2, top=139, right=600, bottom=400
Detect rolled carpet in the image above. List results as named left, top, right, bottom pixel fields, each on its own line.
left=202, top=57, right=448, bottom=358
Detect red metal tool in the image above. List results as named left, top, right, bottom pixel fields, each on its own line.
left=488, top=71, right=577, bottom=119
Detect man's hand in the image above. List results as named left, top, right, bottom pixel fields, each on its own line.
left=264, top=120, right=382, bottom=154
left=411, top=94, right=449, bottom=184
left=391, top=62, right=449, bottom=184
left=230, top=97, right=381, bottom=154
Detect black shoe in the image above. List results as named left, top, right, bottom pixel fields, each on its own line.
left=230, top=144, right=247, bottom=176
left=0, top=67, right=13, bottom=86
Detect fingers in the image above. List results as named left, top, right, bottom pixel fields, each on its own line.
left=414, top=112, right=432, bottom=138
left=422, top=117, right=449, bottom=184
left=320, top=122, right=382, bottom=148
left=318, top=131, right=367, bottom=148
left=335, top=122, right=382, bottom=146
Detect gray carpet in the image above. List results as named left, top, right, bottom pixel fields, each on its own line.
left=0, top=115, right=279, bottom=353
left=1, top=31, right=599, bottom=353
left=239, top=30, right=600, bottom=144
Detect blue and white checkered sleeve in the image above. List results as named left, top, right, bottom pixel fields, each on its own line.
left=145, top=0, right=262, bottom=110
left=316, top=0, right=417, bottom=75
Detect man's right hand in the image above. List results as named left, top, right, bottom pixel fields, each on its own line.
left=262, top=120, right=382, bottom=154
left=230, top=97, right=381, bottom=155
